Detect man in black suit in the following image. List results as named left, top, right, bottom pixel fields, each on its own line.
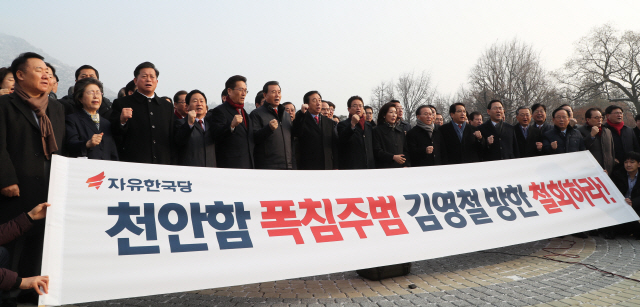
left=59, top=65, right=113, bottom=118
left=0, top=52, right=66, bottom=290
left=440, top=102, right=484, bottom=164
left=531, top=103, right=552, bottom=134
left=292, top=91, right=338, bottom=170
left=110, top=62, right=174, bottom=165
left=514, top=106, right=542, bottom=158
left=210, top=75, right=254, bottom=169
left=250, top=81, right=293, bottom=170
left=174, top=90, right=216, bottom=167
left=407, top=105, right=443, bottom=166
left=479, top=99, right=520, bottom=161
left=337, top=96, right=375, bottom=169
left=391, top=100, right=411, bottom=133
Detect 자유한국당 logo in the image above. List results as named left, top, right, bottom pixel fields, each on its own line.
left=87, top=172, right=106, bottom=189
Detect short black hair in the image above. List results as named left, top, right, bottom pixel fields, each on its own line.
left=552, top=107, right=569, bottom=119
left=125, top=80, right=136, bottom=95
left=625, top=151, right=640, bottom=163
left=377, top=102, right=397, bottom=125
left=487, top=99, right=503, bottom=110
left=46, top=62, right=59, bottom=82
left=449, top=102, right=466, bottom=115
left=347, top=96, right=363, bottom=108
left=469, top=111, right=482, bottom=121
left=225, top=75, right=247, bottom=91
left=73, top=77, right=103, bottom=107
left=516, top=106, right=531, bottom=116
left=10, top=52, right=44, bottom=76
left=416, top=105, right=431, bottom=117
left=531, top=103, right=547, bottom=113
left=134, top=61, right=159, bottom=78
left=262, top=81, right=280, bottom=94
left=326, top=101, right=335, bottom=109
left=282, top=101, right=295, bottom=110
left=173, top=90, right=188, bottom=103
left=604, top=105, right=623, bottom=115
left=75, top=65, right=99, bottom=80
left=389, top=99, right=400, bottom=104
left=584, top=107, right=603, bottom=119
left=364, top=105, right=373, bottom=112
left=303, top=91, right=321, bottom=105
left=185, top=89, right=207, bottom=105
left=254, top=90, right=264, bottom=107
left=221, top=88, right=228, bottom=98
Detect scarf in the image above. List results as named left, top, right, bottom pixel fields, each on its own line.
left=349, top=114, right=365, bottom=130
left=226, top=98, right=247, bottom=128
left=415, top=120, right=434, bottom=137
left=606, top=119, right=624, bottom=135
left=14, top=82, right=58, bottom=160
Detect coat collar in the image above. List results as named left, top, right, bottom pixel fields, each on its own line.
left=8, top=93, right=40, bottom=130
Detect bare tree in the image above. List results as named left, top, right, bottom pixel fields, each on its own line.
left=468, top=38, right=553, bottom=122
left=369, top=80, right=395, bottom=117
left=555, top=24, right=640, bottom=114
left=395, top=71, right=437, bottom=125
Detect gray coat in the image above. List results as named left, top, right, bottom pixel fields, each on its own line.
left=250, top=103, right=293, bottom=170
left=577, top=125, right=614, bottom=174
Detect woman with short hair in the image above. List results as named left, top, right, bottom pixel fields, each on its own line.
left=64, top=78, right=118, bottom=160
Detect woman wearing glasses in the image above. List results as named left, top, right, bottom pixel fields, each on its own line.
left=64, top=78, right=119, bottom=160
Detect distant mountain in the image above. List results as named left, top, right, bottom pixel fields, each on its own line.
left=0, top=33, right=116, bottom=99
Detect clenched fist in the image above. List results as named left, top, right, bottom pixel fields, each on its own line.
left=301, top=104, right=309, bottom=113
left=269, top=119, right=278, bottom=131
left=120, top=108, right=133, bottom=124
left=473, top=131, right=482, bottom=139
left=590, top=125, right=599, bottom=137
left=187, top=110, right=197, bottom=126
left=351, top=114, right=360, bottom=128
left=487, top=135, right=494, bottom=145
left=426, top=146, right=434, bottom=154
left=231, top=114, right=243, bottom=128
left=551, top=141, right=558, bottom=150
left=86, top=133, right=103, bottom=148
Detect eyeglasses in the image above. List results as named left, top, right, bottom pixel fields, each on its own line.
left=234, top=88, right=248, bottom=94
left=590, top=116, right=603, bottom=120
left=84, top=90, right=102, bottom=96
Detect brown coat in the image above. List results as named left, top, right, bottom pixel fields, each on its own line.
left=578, top=125, right=615, bottom=174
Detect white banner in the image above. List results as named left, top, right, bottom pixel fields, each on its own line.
left=40, top=152, right=638, bottom=306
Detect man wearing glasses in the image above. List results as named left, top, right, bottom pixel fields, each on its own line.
left=542, top=107, right=585, bottom=155
left=578, top=107, right=614, bottom=174
left=479, top=99, right=520, bottom=161
left=391, top=100, right=412, bottom=133
left=210, top=75, right=254, bottom=169
left=603, top=105, right=640, bottom=170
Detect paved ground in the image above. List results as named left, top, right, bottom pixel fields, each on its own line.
left=56, top=235, right=640, bottom=307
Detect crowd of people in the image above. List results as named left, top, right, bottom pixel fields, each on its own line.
left=1, top=52, right=640, bottom=305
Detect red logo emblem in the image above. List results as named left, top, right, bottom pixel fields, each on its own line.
left=87, top=172, right=106, bottom=190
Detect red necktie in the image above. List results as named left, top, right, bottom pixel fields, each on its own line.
left=274, top=108, right=278, bottom=115
left=315, top=115, right=319, bottom=125
left=458, top=124, right=462, bottom=129
left=198, top=119, right=204, bottom=131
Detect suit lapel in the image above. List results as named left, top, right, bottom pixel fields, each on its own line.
left=10, top=95, right=39, bottom=130
left=307, top=112, right=321, bottom=132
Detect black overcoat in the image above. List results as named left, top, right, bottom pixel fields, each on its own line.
left=372, top=123, right=411, bottom=168
left=406, top=125, right=443, bottom=167
left=109, top=91, right=174, bottom=164
left=174, top=117, right=216, bottom=167
left=479, top=120, right=520, bottom=161
left=250, top=104, right=293, bottom=170
left=337, top=118, right=375, bottom=169
left=210, top=102, right=254, bottom=169
left=292, top=111, right=338, bottom=170
left=439, top=122, right=483, bottom=165
left=65, top=109, right=119, bottom=160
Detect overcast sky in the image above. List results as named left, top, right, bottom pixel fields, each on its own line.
left=2, top=0, right=638, bottom=115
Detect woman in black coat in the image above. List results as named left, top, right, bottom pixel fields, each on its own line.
left=372, top=102, right=410, bottom=168
left=65, top=78, right=119, bottom=160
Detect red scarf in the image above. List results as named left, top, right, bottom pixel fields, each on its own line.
left=226, top=98, right=247, bottom=128
left=349, top=114, right=366, bottom=130
left=606, top=119, right=624, bottom=135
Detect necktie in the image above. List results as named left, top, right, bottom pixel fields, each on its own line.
left=458, top=124, right=462, bottom=129
left=198, top=119, right=204, bottom=131
left=315, top=115, right=319, bottom=125
left=274, top=108, right=278, bottom=115
left=523, top=126, right=528, bottom=139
